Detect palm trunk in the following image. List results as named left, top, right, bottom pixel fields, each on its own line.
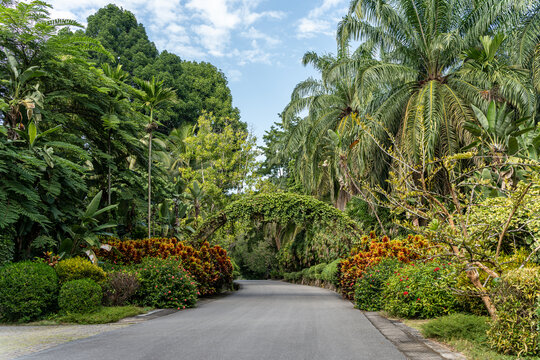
left=148, top=130, right=152, bottom=239
left=107, top=130, right=112, bottom=206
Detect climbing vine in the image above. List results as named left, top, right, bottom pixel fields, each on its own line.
left=192, top=193, right=363, bottom=269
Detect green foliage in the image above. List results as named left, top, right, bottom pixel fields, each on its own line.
left=45, top=305, right=145, bottom=325
left=488, top=267, right=540, bottom=355
left=0, top=232, right=14, bottom=266
left=58, top=278, right=102, bottom=314
left=320, top=259, right=341, bottom=285
left=354, top=258, right=403, bottom=311
left=55, top=257, right=106, bottom=284
left=135, top=257, right=197, bottom=309
left=195, top=192, right=361, bottom=269
left=383, top=261, right=461, bottom=319
left=0, top=261, right=58, bottom=322
left=421, top=314, right=489, bottom=343
left=85, top=4, right=240, bottom=129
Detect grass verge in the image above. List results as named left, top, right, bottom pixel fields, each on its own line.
left=404, top=314, right=540, bottom=360
left=34, top=306, right=149, bottom=325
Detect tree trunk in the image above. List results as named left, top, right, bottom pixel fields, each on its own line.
left=107, top=130, right=112, bottom=206
left=148, top=131, right=153, bottom=239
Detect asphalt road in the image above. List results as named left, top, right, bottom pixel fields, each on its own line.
left=19, top=280, right=406, bottom=360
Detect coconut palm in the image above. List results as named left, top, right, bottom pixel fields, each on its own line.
left=335, top=0, right=537, bottom=169
left=132, top=76, right=177, bottom=238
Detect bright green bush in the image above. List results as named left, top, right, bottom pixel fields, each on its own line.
left=0, top=261, right=58, bottom=322
left=59, top=279, right=102, bottom=313
left=488, top=267, right=540, bottom=356
left=354, top=258, right=403, bottom=311
left=421, top=314, right=489, bottom=342
left=135, top=257, right=198, bottom=309
left=382, top=261, right=460, bottom=318
left=301, top=263, right=327, bottom=281
left=320, top=259, right=341, bottom=285
left=55, top=257, right=106, bottom=284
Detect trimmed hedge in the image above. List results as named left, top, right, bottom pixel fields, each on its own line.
left=59, top=279, right=102, bottom=313
left=97, top=238, right=233, bottom=296
left=0, top=261, right=58, bottom=322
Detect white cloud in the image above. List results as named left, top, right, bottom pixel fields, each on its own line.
left=227, top=69, right=242, bottom=82
left=297, top=0, right=347, bottom=39
left=241, top=27, right=280, bottom=46
left=48, top=0, right=284, bottom=63
left=186, top=0, right=284, bottom=57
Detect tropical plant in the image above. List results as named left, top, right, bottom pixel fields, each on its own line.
left=59, top=191, right=117, bottom=259
left=334, top=0, right=538, bottom=172
left=132, top=76, right=177, bottom=238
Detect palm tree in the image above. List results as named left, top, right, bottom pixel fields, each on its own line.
left=101, top=63, right=130, bottom=205
left=133, top=76, right=177, bottom=238
left=335, top=0, right=537, bottom=168
left=282, top=49, right=372, bottom=209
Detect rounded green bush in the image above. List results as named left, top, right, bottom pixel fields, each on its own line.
left=135, top=257, right=198, bottom=309
left=354, top=258, right=403, bottom=311
left=382, top=260, right=460, bottom=318
left=0, top=261, right=59, bottom=322
left=55, top=257, right=106, bottom=284
left=59, top=279, right=102, bottom=313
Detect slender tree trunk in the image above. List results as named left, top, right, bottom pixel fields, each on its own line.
left=148, top=130, right=153, bottom=239
left=107, top=130, right=112, bottom=206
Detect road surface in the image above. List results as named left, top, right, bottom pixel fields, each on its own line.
left=19, top=280, right=406, bottom=360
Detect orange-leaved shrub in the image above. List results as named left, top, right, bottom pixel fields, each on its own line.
left=96, top=238, right=233, bottom=296
left=338, top=233, right=433, bottom=299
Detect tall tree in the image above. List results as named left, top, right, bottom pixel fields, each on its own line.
left=85, top=4, right=241, bottom=131
left=335, top=0, right=537, bottom=170
left=132, top=76, right=177, bottom=238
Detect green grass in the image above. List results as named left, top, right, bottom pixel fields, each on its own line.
left=403, top=314, right=540, bottom=360
left=34, top=306, right=149, bottom=325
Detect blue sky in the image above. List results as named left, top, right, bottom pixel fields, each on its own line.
left=48, top=0, right=350, bottom=143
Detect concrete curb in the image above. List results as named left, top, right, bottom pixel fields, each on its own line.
left=364, top=312, right=466, bottom=360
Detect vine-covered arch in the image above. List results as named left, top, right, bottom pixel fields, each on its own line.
left=192, top=193, right=362, bottom=260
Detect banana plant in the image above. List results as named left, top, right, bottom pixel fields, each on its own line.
left=1, top=49, right=45, bottom=140
left=59, top=191, right=117, bottom=262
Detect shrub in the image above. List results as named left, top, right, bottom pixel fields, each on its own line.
left=321, top=259, right=341, bottom=285
left=338, top=234, right=433, bottom=299
left=59, top=279, right=102, bottom=313
left=487, top=267, right=540, bottom=356
left=310, top=263, right=327, bottom=280
left=0, top=233, right=14, bottom=267
left=421, top=314, right=489, bottom=342
left=97, top=238, right=233, bottom=296
left=135, top=257, right=198, bottom=309
left=0, top=261, right=58, bottom=322
left=55, top=257, right=106, bottom=284
left=382, top=260, right=460, bottom=318
left=102, top=271, right=140, bottom=306
left=283, top=271, right=302, bottom=282
left=354, top=258, right=403, bottom=311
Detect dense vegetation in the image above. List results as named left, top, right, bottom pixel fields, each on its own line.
left=1, top=0, right=540, bottom=356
